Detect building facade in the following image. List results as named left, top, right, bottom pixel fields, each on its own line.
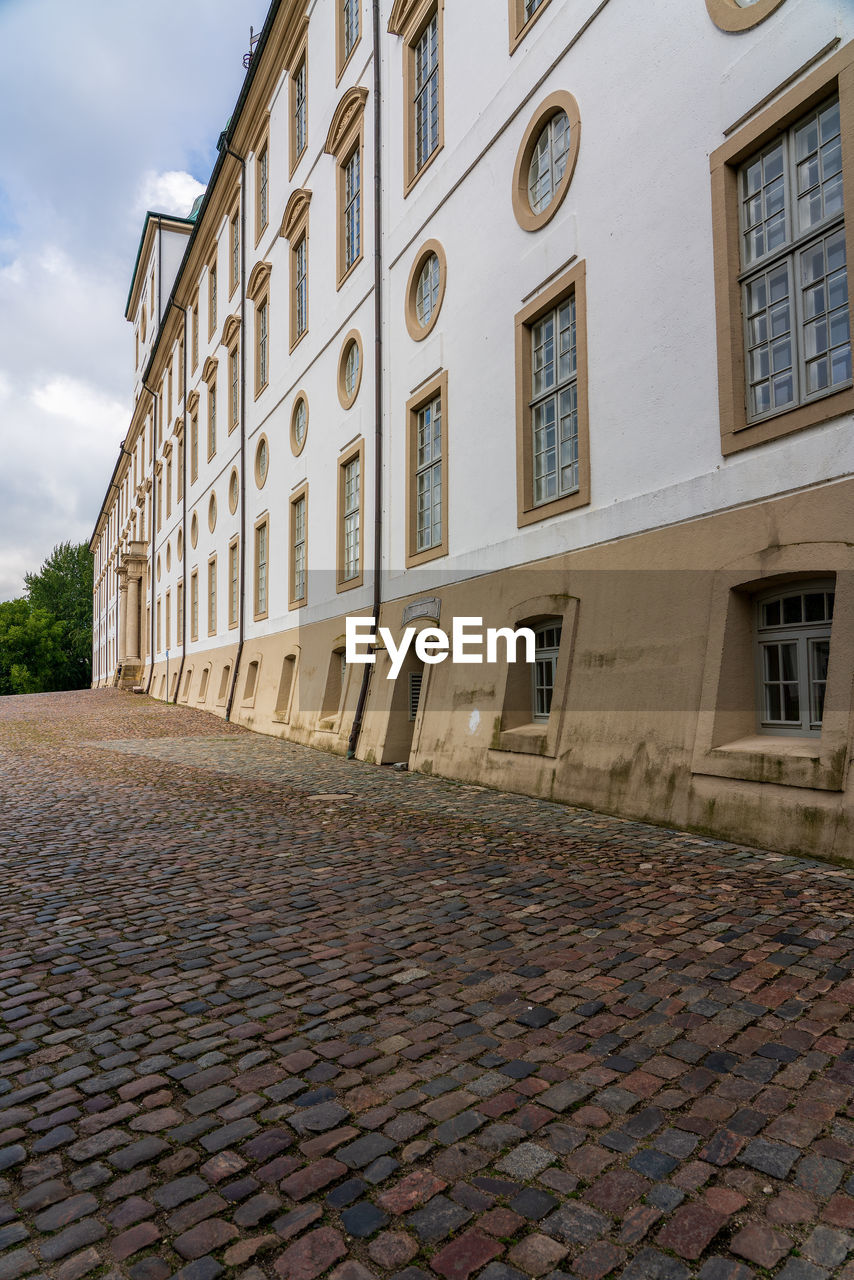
left=91, top=0, right=854, bottom=860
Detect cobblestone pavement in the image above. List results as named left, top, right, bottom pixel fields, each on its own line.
left=1, top=690, right=853, bottom=1280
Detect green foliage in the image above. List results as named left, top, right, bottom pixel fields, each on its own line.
left=0, top=542, right=93, bottom=696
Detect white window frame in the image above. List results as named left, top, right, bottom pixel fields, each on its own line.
left=532, top=621, right=562, bottom=723
left=343, top=456, right=360, bottom=581
left=755, top=582, right=835, bottom=737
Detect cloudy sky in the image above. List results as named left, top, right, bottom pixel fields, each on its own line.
left=0, top=0, right=263, bottom=600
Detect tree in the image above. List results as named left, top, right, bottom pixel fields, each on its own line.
left=20, top=541, right=93, bottom=690
left=0, top=598, right=69, bottom=695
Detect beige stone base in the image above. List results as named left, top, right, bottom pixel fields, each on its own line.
left=128, top=479, right=854, bottom=862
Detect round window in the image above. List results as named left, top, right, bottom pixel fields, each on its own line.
left=416, top=253, right=440, bottom=328
left=166, top=542, right=172, bottom=572
left=255, top=435, right=270, bottom=488
left=705, top=0, right=786, bottom=29
left=190, top=511, right=198, bottom=548
left=156, top=554, right=161, bottom=581
left=405, top=240, right=447, bottom=342
left=338, top=333, right=363, bottom=409
left=291, top=395, right=308, bottom=457
left=512, top=92, right=580, bottom=232
left=228, top=468, right=239, bottom=514
left=208, top=493, right=217, bottom=532
left=177, top=529, right=183, bottom=561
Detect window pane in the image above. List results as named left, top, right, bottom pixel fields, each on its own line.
left=528, top=110, right=570, bottom=214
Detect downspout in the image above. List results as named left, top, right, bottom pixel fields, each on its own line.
left=220, top=142, right=248, bottom=724
left=348, top=0, right=383, bottom=758
left=171, top=302, right=189, bottom=704
left=142, top=383, right=158, bottom=692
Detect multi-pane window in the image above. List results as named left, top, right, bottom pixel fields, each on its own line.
left=531, top=296, right=578, bottom=505
left=293, top=495, right=306, bottom=602
left=344, top=342, right=360, bottom=401
left=740, top=97, right=849, bottom=422
left=191, top=571, right=199, bottom=640
left=342, top=456, right=360, bottom=581
left=528, top=110, right=570, bottom=215
left=208, top=383, right=217, bottom=458
left=192, top=303, right=199, bottom=368
left=293, top=398, right=307, bottom=450
left=176, top=582, right=184, bottom=641
left=416, top=253, right=440, bottom=327
left=166, top=457, right=172, bottom=517
left=230, top=210, right=240, bottom=292
left=191, top=412, right=198, bottom=482
left=177, top=438, right=184, bottom=501
left=295, top=237, right=308, bottom=339
left=208, top=559, right=217, bottom=634
left=416, top=395, right=442, bottom=552
left=294, top=59, right=307, bottom=158
left=230, top=349, right=239, bottom=428
left=165, top=592, right=172, bottom=651
left=258, top=146, right=268, bottom=233
left=343, top=0, right=359, bottom=60
left=532, top=622, right=562, bottom=722
left=229, top=540, right=239, bottom=627
left=208, top=263, right=217, bottom=333
left=525, top=0, right=546, bottom=18
left=344, top=149, right=361, bottom=271
left=414, top=13, right=439, bottom=173
left=258, top=300, right=269, bottom=390
left=756, top=585, right=834, bottom=736
left=255, top=521, right=268, bottom=615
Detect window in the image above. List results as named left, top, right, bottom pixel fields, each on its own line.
left=178, top=335, right=184, bottom=389
left=515, top=259, right=590, bottom=526
left=207, top=380, right=217, bottom=459
left=176, top=582, right=184, bottom=642
left=229, top=348, right=239, bottom=430
left=208, top=492, right=217, bottom=533
left=208, top=259, right=217, bottom=336
left=165, top=591, right=172, bottom=651
left=344, top=149, right=360, bottom=273
left=290, top=43, right=308, bottom=175
left=711, top=45, right=854, bottom=454
left=167, top=361, right=173, bottom=422
left=291, top=394, right=308, bottom=456
left=325, top=87, right=367, bottom=287
left=740, top=99, right=847, bottom=423
left=255, top=517, right=269, bottom=618
left=156, top=597, right=161, bottom=653
left=406, top=370, right=447, bottom=567
left=192, top=300, right=199, bottom=370
left=509, top=0, right=552, bottom=52
left=190, top=510, right=198, bottom=548
left=337, top=441, right=364, bottom=590
left=532, top=622, right=562, bottom=722
left=294, top=238, right=308, bottom=342
left=256, top=297, right=269, bottom=394
left=208, top=557, right=217, bottom=635
left=190, top=571, right=199, bottom=641
left=338, top=331, right=363, bottom=408
left=391, top=1, right=444, bottom=193
left=166, top=455, right=172, bottom=517
left=338, top=0, right=360, bottom=78
left=282, top=190, right=311, bottom=350
left=228, top=467, right=239, bottom=514
left=177, top=436, right=184, bottom=501
left=229, top=206, right=240, bottom=295
left=513, top=92, right=581, bottom=232
left=705, top=0, right=787, bottom=32
left=256, top=141, right=269, bottom=240
left=255, top=433, right=270, bottom=487
left=290, top=486, right=308, bottom=608
left=756, top=584, right=834, bottom=736
left=190, top=410, right=198, bottom=482
left=405, top=239, right=446, bottom=340
left=228, top=538, right=239, bottom=629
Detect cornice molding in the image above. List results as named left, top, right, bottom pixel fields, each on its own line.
left=280, top=189, right=312, bottom=241
left=325, top=87, right=368, bottom=157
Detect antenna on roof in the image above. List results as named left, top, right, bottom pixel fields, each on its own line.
left=243, top=26, right=260, bottom=70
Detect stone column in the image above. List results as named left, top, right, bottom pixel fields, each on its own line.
left=126, top=576, right=140, bottom=662
left=117, top=568, right=129, bottom=663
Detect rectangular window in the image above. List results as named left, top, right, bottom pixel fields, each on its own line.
left=176, top=581, right=184, bottom=642
left=532, top=622, right=562, bottom=722
left=230, top=207, right=240, bottom=294
left=406, top=370, right=447, bottom=567
left=294, top=236, right=307, bottom=342
left=509, top=0, right=551, bottom=51
left=290, top=487, right=307, bottom=608
left=292, top=56, right=307, bottom=169
left=739, top=98, right=848, bottom=424
left=157, top=472, right=162, bottom=531
left=229, top=348, right=239, bottom=428
left=228, top=538, right=239, bottom=628
left=255, top=518, right=268, bottom=618
left=208, top=557, right=217, bottom=635
left=178, top=335, right=184, bottom=388
left=166, top=456, right=172, bottom=517
left=167, top=361, right=173, bottom=422
left=192, top=301, right=199, bottom=369
left=190, top=412, right=198, bottom=482
left=338, top=0, right=360, bottom=79
left=710, top=46, right=854, bottom=454
left=177, top=437, right=184, bottom=501
left=515, top=259, right=590, bottom=526
left=165, top=591, right=172, bottom=651
left=414, top=12, right=439, bottom=174
left=208, top=260, right=217, bottom=336
left=191, top=570, right=199, bottom=641
left=337, top=444, right=363, bottom=590
left=156, top=596, right=161, bottom=653
left=756, top=585, right=834, bottom=736
left=207, top=381, right=217, bottom=459
left=256, top=297, right=269, bottom=394
left=257, top=143, right=269, bottom=238
left=344, top=148, right=360, bottom=273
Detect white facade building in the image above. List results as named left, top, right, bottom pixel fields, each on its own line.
left=92, top=0, right=854, bottom=860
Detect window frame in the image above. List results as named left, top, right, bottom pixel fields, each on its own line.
left=405, top=238, right=446, bottom=341
left=190, top=569, right=199, bottom=641
left=710, top=43, right=854, bottom=455
left=229, top=203, right=240, bottom=298
left=392, top=0, right=444, bottom=196
left=207, top=254, right=218, bottom=339
left=254, top=514, right=269, bottom=620
left=337, top=0, right=361, bottom=83
left=255, top=126, right=270, bottom=244
left=255, top=291, right=270, bottom=398
left=531, top=621, right=562, bottom=723
left=325, top=88, right=367, bottom=289
left=754, top=582, right=835, bottom=738
left=228, top=536, right=239, bottom=630
left=337, top=438, right=365, bottom=592
left=289, top=482, right=309, bottom=610
left=705, top=0, right=787, bottom=33
left=337, top=331, right=363, bottom=409
left=290, top=392, right=309, bottom=457
left=508, top=0, right=553, bottom=53
left=515, top=258, right=590, bottom=527
left=512, top=91, right=581, bottom=233
left=205, top=365, right=218, bottom=461
left=288, top=29, right=308, bottom=178
left=207, top=555, right=217, bottom=637
left=406, top=369, right=448, bottom=567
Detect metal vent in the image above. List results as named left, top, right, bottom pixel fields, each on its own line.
left=409, top=670, right=423, bottom=722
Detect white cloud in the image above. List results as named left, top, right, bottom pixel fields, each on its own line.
left=32, top=376, right=127, bottom=437
left=135, top=170, right=206, bottom=221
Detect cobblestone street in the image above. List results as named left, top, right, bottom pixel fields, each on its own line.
left=0, top=689, right=853, bottom=1280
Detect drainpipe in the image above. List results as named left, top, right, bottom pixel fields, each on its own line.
left=142, top=382, right=158, bottom=692
left=348, top=0, right=383, bottom=759
left=220, top=141, right=248, bottom=724
left=170, top=302, right=189, bottom=704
